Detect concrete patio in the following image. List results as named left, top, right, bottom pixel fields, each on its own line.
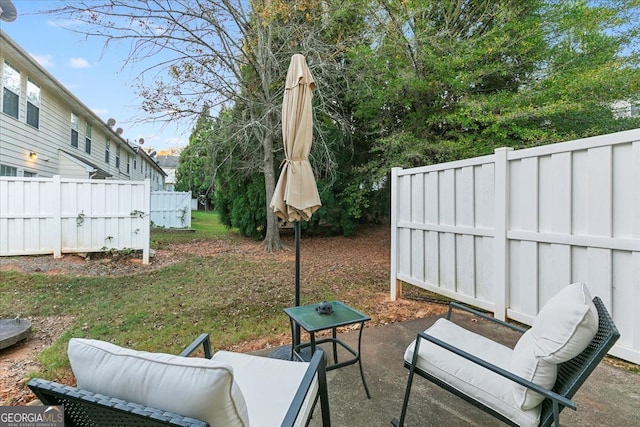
left=280, top=311, right=639, bottom=426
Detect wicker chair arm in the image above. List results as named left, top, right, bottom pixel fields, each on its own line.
left=179, top=333, right=213, bottom=358
left=281, top=349, right=330, bottom=427
left=28, top=378, right=209, bottom=426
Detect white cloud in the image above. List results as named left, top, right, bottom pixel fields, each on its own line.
left=69, top=57, right=91, bottom=68
left=132, top=18, right=167, bottom=36
left=31, top=53, right=54, bottom=68
left=47, top=18, right=81, bottom=29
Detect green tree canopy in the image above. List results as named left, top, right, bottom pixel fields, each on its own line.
left=353, top=0, right=640, bottom=196
left=175, top=105, right=215, bottom=209
left=54, top=0, right=640, bottom=238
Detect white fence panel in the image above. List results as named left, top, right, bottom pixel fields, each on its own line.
left=150, top=191, right=192, bottom=229
left=390, top=155, right=497, bottom=310
left=0, top=176, right=150, bottom=263
left=391, top=129, right=640, bottom=364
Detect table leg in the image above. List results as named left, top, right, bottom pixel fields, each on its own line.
left=294, top=323, right=301, bottom=354
left=332, top=328, right=338, bottom=364
left=357, top=321, right=371, bottom=398
left=310, top=332, right=317, bottom=356
left=289, top=318, right=295, bottom=361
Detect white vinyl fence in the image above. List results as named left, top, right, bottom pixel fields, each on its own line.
left=0, top=176, right=151, bottom=263
left=150, top=191, right=192, bottom=229
left=390, top=129, right=640, bottom=364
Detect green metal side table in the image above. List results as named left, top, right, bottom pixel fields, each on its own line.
left=284, top=300, right=371, bottom=398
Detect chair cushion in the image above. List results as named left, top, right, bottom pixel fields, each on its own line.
left=68, top=338, right=249, bottom=427
left=510, top=283, right=599, bottom=410
left=211, top=350, right=317, bottom=427
left=530, top=283, right=599, bottom=364
left=510, top=330, right=557, bottom=410
left=405, top=318, right=542, bottom=427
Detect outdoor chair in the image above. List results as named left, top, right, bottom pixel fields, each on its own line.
left=391, top=283, right=620, bottom=427
left=28, top=333, right=330, bottom=427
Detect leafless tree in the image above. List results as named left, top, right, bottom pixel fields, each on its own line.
left=50, top=0, right=350, bottom=251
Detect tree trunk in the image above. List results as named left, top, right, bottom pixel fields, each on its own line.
left=255, top=10, right=282, bottom=252
left=262, top=130, right=282, bottom=252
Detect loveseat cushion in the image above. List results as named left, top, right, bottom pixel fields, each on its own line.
left=68, top=338, right=249, bottom=427
left=211, top=350, right=317, bottom=427
left=530, top=283, right=599, bottom=364
left=510, top=330, right=557, bottom=410
left=405, top=318, right=542, bottom=427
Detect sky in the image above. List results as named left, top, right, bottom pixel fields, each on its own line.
left=1, top=0, right=190, bottom=152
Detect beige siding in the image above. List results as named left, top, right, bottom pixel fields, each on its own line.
left=58, top=153, right=91, bottom=179
left=1, top=31, right=165, bottom=187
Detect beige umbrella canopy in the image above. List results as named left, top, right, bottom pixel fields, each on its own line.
left=270, top=54, right=321, bottom=222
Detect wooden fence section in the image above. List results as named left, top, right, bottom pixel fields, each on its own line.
left=390, top=129, right=640, bottom=364
left=0, top=176, right=151, bottom=263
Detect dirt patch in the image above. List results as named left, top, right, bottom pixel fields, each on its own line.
left=1, top=316, right=75, bottom=405
left=0, top=249, right=184, bottom=277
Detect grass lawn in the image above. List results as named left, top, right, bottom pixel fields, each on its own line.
left=0, top=211, right=395, bottom=380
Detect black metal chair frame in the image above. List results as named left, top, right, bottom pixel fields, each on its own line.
left=29, top=333, right=331, bottom=427
left=392, top=297, right=620, bottom=427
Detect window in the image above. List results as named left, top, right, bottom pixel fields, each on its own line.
left=115, top=145, right=120, bottom=169
left=2, top=61, right=20, bottom=119
left=105, top=139, right=110, bottom=163
left=0, top=164, right=17, bottom=176
left=126, top=154, right=130, bottom=174
left=85, top=122, right=92, bottom=154
left=134, top=158, right=137, bottom=170
left=26, top=78, right=40, bottom=128
left=23, top=171, right=37, bottom=177
left=71, top=112, right=79, bottom=148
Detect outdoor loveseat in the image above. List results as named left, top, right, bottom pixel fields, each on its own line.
left=28, top=333, right=330, bottom=427
left=392, top=283, right=620, bottom=427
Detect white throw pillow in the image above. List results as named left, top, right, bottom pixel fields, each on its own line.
left=68, top=338, right=249, bottom=427
left=511, top=330, right=557, bottom=410
left=530, top=283, right=599, bottom=364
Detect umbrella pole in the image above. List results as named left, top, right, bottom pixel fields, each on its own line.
left=294, top=220, right=301, bottom=347
left=295, top=220, right=301, bottom=306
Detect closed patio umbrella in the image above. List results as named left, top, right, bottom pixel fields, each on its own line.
left=271, top=54, right=321, bottom=224
left=270, top=54, right=321, bottom=352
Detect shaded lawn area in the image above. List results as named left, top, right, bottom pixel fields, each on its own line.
left=1, top=211, right=425, bottom=380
